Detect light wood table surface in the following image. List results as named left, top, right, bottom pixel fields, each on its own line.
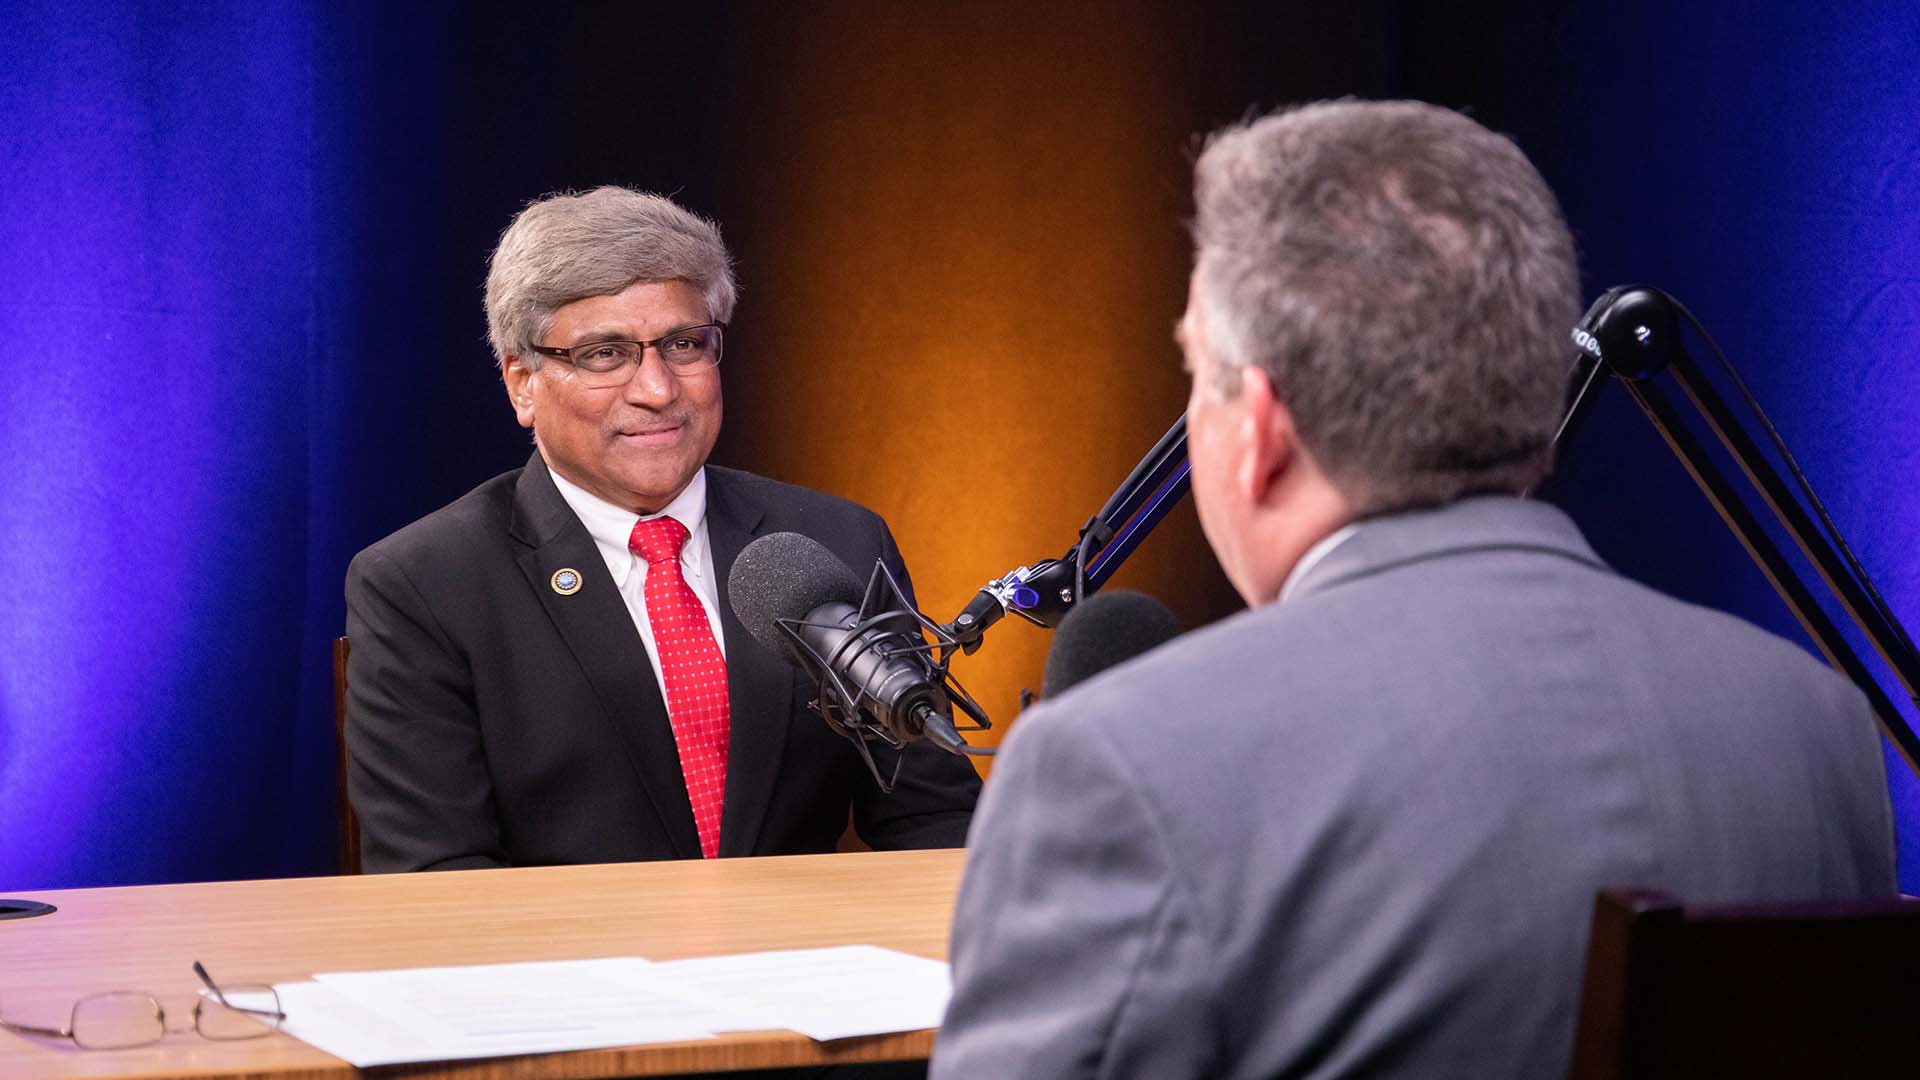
left=0, top=849, right=966, bottom=1079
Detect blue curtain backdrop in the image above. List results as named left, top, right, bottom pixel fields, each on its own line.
left=1, top=0, right=1915, bottom=890
left=1, top=2, right=317, bottom=885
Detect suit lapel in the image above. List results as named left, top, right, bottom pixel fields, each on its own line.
left=509, top=453, right=702, bottom=859
left=704, top=469, right=796, bottom=857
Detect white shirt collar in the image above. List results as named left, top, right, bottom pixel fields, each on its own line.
left=1278, top=522, right=1360, bottom=606
left=546, top=464, right=709, bottom=588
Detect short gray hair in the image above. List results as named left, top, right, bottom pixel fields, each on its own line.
left=1191, top=100, right=1579, bottom=514
left=484, top=186, right=738, bottom=368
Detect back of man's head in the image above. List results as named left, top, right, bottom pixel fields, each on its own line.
left=1191, top=100, right=1580, bottom=515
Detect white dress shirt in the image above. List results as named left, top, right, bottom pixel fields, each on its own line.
left=548, top=466, right=728, bottom=703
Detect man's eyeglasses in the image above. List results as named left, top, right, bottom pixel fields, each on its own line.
left=528, top=322, right=726, bottom=388
left=0, top=961, right=285, bottom=1050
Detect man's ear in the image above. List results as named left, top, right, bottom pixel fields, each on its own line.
left=503, top=358, right=536, bottom=429
left=1236, top=363, right=1294, bottom=506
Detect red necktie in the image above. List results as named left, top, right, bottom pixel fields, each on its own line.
left=628, top=516, right=730, bottom=859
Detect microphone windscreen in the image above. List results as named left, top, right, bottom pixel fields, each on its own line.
left=728, top=531, right=865, bottom=662
left=1042, top=589, right=1181, bottom=698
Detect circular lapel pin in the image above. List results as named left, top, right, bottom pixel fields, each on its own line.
left=550, top=568, right=583, bottom=595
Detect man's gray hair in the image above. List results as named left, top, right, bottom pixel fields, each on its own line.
left=1191, top=100, right=1580, bottom=514
left=484, top=186, right=738, bottom=368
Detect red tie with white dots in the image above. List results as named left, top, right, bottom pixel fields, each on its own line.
left=628, top=516, right=730, bottom=859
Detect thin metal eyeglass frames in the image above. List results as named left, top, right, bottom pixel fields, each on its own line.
left=0, top=961, right=286, bottom=1050
left=527, top=322, right=726, bottom=388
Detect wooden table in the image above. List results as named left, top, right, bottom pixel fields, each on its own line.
left=0, top=849, right=965, bottom=1079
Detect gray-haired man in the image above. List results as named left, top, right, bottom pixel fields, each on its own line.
left=346, top=187, right=979, bottom=873
left=933, top=101, right=1894, bottom=1078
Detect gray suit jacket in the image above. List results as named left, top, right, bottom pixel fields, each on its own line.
left=934, top=496, right=1895, bottom=1079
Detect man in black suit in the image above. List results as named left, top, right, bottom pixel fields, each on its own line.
left=346, top=187, right=980, bottom=873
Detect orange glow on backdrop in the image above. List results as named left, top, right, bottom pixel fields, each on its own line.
left=712, top=8, right=1245, bottom=769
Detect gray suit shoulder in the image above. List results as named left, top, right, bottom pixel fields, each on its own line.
left=1601, top=569, right=1863, bottom=694
left=1023, top=540, right=1887, bottom=849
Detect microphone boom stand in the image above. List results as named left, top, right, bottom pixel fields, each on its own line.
left=1559, top=286, right=1920, bottom=775
left=944, top=416, right=1192, bottom=650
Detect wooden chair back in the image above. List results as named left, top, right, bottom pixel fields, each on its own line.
left=332, top=636, right=362, bottom=875
left=1567, top=886, right=1920, bottom=1079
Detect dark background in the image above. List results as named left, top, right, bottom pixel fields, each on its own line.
left=2, top=0, right=1914, bottom=890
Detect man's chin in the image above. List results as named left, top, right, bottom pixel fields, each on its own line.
left=611, top=467, right=699, bottom=512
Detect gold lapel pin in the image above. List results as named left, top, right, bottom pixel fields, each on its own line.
left=551, top=568, right=583, bottom=595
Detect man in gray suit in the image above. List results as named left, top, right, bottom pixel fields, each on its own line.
left=932, top=101, right=1896, bottom=1079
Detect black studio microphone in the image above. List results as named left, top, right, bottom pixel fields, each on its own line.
left=728, top=532, right=972, bottom=758
left=1041, top=589, right=1182, bottom=698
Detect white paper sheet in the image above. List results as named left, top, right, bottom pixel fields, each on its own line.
left=270, top=947, right=949, bottom=1067
left=278, top=958, right=726, bottom=1067
left=651, top=945, right=951, bottom=1042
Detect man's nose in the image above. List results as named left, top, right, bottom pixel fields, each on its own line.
left=621, top=349, right=680, bottom=406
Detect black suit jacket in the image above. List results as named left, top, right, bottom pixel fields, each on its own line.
left=345, top=454, right=981, bottom=872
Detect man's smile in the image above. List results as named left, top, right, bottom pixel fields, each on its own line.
left=614, top=422, right=685, bottom=446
